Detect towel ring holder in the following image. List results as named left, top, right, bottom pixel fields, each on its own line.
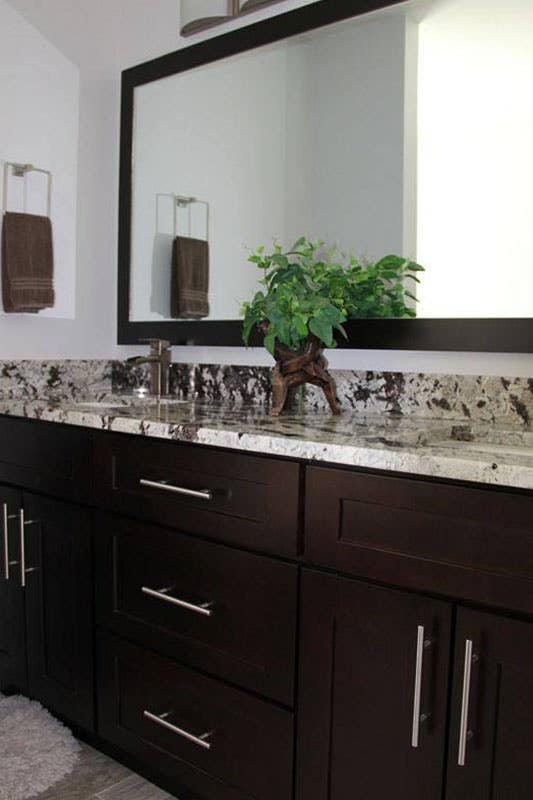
left=156, top=193, right=209, bottom=241
left=2, top=161, right=52, bottom=217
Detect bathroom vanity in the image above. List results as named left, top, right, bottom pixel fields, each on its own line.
left=1, top=403, right=532, bottom=800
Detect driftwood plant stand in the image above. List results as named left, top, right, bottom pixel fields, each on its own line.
left=270, top=336, right=340, bottom=416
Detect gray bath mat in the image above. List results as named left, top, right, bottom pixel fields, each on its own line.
left=0, top=693, right=80, bottom=800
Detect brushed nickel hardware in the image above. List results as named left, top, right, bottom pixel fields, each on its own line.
left=13, top=509, right=39, bottom=588
left=142, top=586, right=214, bottom=616
left=140, top=478, right=213, bottom=501
left=458, top=639, right=474, bottom=766
left=143, top=709, right=213, bottom=749
left=156, top=193, right=210, bottom=241
left=126, top=339, right=172, bottom=397
left=411, top=625, right=433, bottom=748
left=2, top=503, right=9, bottom=581
left=3, top=161, right=53, bottom=216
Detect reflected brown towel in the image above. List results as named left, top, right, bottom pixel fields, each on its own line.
left=1, top=212, right=55, bottom=313
left=170, top=235, right=209, bottom=319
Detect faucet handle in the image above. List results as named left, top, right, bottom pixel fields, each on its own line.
left=139, top=338, right=172, bottom=353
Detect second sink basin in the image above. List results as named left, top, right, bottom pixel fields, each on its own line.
left=75, top=396, right=190, bottom=410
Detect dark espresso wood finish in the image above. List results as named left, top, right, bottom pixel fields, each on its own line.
left=97, top=633, right=294, bottom=800
left=3, top=414, right=533, bottom=800
left=95, top=512, right=298, bottom=704
left=446, top=608, right=533, bottom=800
left=306, top=466, right=533, bottom=614
left=94, top=434, right=301, bottom=557
left=0, top=485, right=27, bottom=693
left=297, top=569, right=452, bottom=800
left=0, top=416, right=92, bottom=503
left=24, top=493, right=94, bottom=730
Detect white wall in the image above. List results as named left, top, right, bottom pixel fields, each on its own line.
left=3, top=0, right=533, bottom=376
left=0, top=0, right=79, bottom=322
left=417, top=0, right=533, bottom=318
left=131, top=45, right=296, bottom=321
left=307, top=14, right=412, bottom=260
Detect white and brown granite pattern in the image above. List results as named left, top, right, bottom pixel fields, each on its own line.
left=1, top=396, right=533, bottom=491
left=111, top=362, right=533, bottom=425
left=0, top=360, right=112, bottom=401
left=2, top=359, right=533, bottom=427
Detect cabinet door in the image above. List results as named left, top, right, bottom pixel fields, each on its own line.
left=297, top=570, right=452, bottom=800
left=446, top=608, right=533, bottom=800
left=0, top=486, right=27, bottom=692
left=23, top=493, right=94, bottom=730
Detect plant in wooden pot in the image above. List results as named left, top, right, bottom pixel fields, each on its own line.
left=241, top=237, right=424, bottom=416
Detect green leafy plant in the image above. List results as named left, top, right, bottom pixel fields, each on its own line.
left=241, top=237, right=424, bottom=356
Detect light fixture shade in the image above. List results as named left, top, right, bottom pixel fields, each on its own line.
left=238, top=0, right=285, bottom=12
left=180, top=0, right=235, bottom=36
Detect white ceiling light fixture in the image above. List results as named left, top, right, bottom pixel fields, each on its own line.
left=180, top=0, right=236, bottom=36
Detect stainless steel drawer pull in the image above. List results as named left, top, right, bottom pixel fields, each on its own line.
left=13, top=509, right=38, bottom=589
left=2, top=503, right=9, bottom=581
left=144, top=710, right=213, bottom=750
left=411, top=625, right=432, bottom=748
left=142, top=586, right=214, bottom=617
left=140, top=478, right=213, bottom=501
left=457, top=639, right=474, bottom=766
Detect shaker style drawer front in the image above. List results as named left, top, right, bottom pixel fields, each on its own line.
left=306, top=466, right=533, bottom=614
left=95, top=513, right=298, bottom=704
left=0, top=417, right=91, bottom=502
left=93, top=434, right=300, bottom=556
left=97, top=634, right=294, bottom=800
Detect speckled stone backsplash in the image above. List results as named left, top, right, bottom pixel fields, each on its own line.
left=113, top=362, right=533, bottom=425
left=1, top=359, right=533, bottom=426
left=0, top=360, right=112, bottom=401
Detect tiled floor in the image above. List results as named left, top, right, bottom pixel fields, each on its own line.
left=36, top=742, right=177, bottom=800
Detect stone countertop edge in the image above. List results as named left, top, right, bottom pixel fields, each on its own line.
left=0, top=400, right=531, bottom=492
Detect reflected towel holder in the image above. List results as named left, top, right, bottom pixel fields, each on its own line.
left=156, top=192, right=209, bottom=241
left=2, top=161, right=52, bottom=217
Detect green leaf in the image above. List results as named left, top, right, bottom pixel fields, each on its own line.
left=264, top=330, right=276, bottom=356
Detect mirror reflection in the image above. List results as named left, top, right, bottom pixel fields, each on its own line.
left=129, top=0, right=533, bottom=323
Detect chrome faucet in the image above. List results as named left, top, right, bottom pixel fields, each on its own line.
left=127, top=339, right=172, bottom=397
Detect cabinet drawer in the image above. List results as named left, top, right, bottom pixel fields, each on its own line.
left=97, top=634, right=294, bottom=800
left=0, top=416, right=91, bottom=502
left=93, top=434, right=300, bottom=557
left=95, top=513, right=297, bottom=705
left=306, top=466, right=533, bottom=614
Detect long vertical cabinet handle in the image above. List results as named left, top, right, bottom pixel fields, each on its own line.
left=18, top=509, right=38, bottom=589
left=411, top=625, right=427, bottom=748
left=457, top=639, right=474, bottom=767
left=2, top=503, right=9, bottom=580
left=19, top=509, right=27, bottom=588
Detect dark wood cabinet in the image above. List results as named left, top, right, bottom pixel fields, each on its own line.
left=297, top=569, right=452, bottom=800
left=23, top=493, right=94, bottom=730
left=0, top=476, right=94, bottom=729
left=0, top=485, right=27, bottom=693
left=2, top=414, right=533, bottom=800
left=446, top=608, right=533, bottom=800
left=0, top=416, right=92, bottom=503
left=97, top=633, right=294, bottom=800
left=306, top=466, right=533, bottom=614
left=93, top=433, right=301, bottom=557
left=95, top=512, right=298, bottom=704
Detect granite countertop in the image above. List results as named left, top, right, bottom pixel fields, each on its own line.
left=1, top=394, right=533, bottom=491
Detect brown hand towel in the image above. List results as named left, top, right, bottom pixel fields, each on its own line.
left=170, top=235, right=210, bottom=319
left=1, top=211, right=55, bottom=313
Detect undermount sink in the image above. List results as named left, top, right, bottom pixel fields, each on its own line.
left=431, top=439, right=533, bottom=458
left=426, top=425, right=533, bottom=458
left=75, top=396, right=190, bottom=410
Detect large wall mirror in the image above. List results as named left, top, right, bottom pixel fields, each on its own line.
left=118, top=0, right=533, bottom=351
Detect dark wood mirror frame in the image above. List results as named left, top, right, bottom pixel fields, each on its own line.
left=117, top=0, right=533, bottom=352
